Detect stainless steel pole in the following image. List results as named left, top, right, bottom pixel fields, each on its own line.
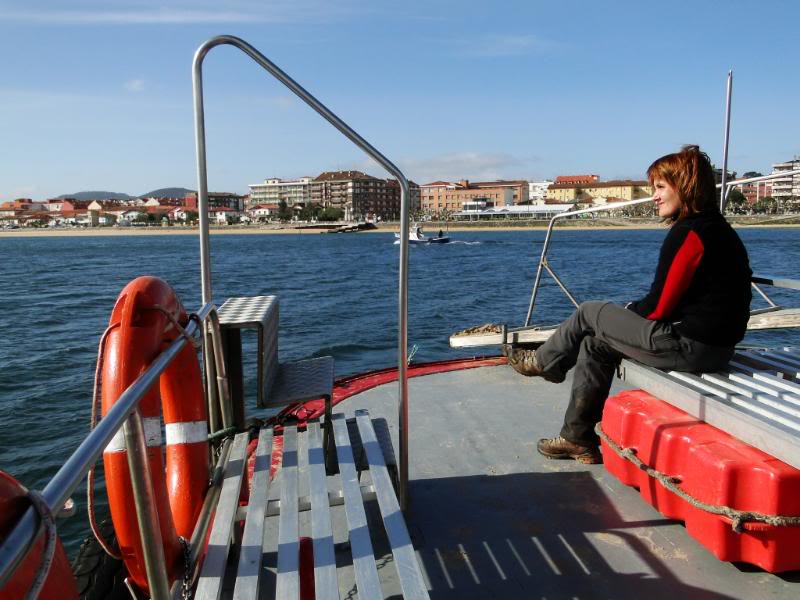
left=191, top=36, right=411, bottom=508
left=124, top=410, right=171, bottom=599
left=524, top=220, right=555, bottom=327
left=720, top=70, right=733, bottom=213
left=192, top=49, right=213, bottom=307
left=397, top=179, right=410, bottom=511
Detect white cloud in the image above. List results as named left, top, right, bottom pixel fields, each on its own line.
left=396, top=152, right=539, bottom=184
left=452, top=34, right=553, bottom=58
left=1, top=1, right=352, bottom=25
left=124, top=79, right=146, bottom=93
left=351, top=152, right=539, bottom=183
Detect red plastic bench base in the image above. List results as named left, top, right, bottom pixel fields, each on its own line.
left=601, top=389, right=800, bottom=573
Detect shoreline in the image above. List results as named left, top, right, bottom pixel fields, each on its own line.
left=2, top=220, right=800, bottom=238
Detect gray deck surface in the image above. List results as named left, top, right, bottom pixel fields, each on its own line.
left=327, top=365, right=800, bottom=599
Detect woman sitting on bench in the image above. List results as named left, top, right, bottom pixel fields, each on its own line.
left=505, top=145, right=752, bottom=464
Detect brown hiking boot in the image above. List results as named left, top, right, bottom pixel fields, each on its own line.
left=502, top=345, right=564, bottom=383
left=537, top=436, right=602, bottom=464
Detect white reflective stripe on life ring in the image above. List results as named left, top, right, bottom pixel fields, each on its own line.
left=165, top=421, right=208, bottom=446
left=104, top=416, right=163, bottom=453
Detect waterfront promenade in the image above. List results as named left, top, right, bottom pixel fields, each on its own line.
left=2, top=215, right=800, bottom=237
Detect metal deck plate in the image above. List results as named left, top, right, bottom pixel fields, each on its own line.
left=218, top=295, right=279, bottom=327
left=331, top=365, right=799, bottom=598
left=268, top=356, right=334, bottom=408
left=218, top=295, right=279, bottom=406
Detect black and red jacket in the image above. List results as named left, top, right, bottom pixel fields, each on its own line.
left=627, top=210, right=752, bottom=347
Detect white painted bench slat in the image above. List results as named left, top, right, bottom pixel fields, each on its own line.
left=307, top=422, right=339, bottom=600
left=275, top=426, right=300, bottom=600
left=195, top=432, right=249, bottom=600
left=233, top=428, right=273, bottom=600
left=620, top=348, right=800, bottom=470
left=331, top=413, right=382, bottom=599
left=355, top=410, right=430, bottom=600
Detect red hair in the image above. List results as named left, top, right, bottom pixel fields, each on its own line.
left=647, top=145, right=718, bottom=221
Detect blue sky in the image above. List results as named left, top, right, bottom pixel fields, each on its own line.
left=1, top=1, right=798, bottom=200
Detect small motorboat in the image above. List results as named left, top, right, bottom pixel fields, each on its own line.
left=395, top=224, right=450, bottom=245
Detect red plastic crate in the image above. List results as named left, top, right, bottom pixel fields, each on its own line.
left=601, top=389, right=800, bottom=572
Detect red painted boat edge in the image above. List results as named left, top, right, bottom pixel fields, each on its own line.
left=271, top=355, right=506, bottom=428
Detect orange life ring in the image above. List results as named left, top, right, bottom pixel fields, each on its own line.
left=101, top=276, right=209, bottom=594
left=0, top=472, right=78, bottom=599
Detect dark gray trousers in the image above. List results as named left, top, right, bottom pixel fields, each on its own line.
left=536, top=301, right=734, bottom=446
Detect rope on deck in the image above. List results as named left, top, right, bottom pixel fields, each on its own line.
left=595, top=422, right=800, bottom=533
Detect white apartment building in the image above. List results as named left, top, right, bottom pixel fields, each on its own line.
left=770, top=159, right=800, bottom=209
left=248, top=177, right=313, bottom=208
left=528, top=180, right=554, bottom=205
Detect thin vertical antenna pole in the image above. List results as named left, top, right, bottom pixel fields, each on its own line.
left=720, top=70, right=733, bottom=213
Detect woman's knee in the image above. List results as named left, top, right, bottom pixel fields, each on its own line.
left=576, top=300, right=609, bottom=319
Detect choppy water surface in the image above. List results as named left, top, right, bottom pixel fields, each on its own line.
left=1, top=228, right=799, bottom=554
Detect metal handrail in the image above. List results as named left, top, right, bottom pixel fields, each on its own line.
left=719, top=71, right=733, bottom=212
left=523, top=168, right=800, bottom=327
left=191, top=35, right=412, bottom=508
left=0, top=303, right=214, bottom=596
left=524, top=196, right=654, bottom=326
left=725, top=169, right=800, bottom=188
left=202, top=307, right=233, bottom=434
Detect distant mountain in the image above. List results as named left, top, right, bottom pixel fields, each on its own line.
left=57, top=191, right=133, bottom=201
left=140, top=187, right=195, bottom=199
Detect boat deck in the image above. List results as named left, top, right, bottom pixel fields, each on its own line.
left=328, top=365, right=799, bottom=599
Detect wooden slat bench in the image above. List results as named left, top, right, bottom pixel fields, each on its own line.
left=194, top=410, right=429, bottom=599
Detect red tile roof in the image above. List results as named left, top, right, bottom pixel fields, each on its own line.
left=555, top=175, right=599, bottom=184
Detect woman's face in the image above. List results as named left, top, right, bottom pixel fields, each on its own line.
left=652, top=178, right=682, bottom=219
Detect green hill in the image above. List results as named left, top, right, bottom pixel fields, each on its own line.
left=140, top=187, right=195, bottom=198
left=57, top=191, right=133, bottom=201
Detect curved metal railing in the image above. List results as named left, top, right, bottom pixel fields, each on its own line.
left=524, top=169, right=800, bottom=327
left=191, top=35, right=412, bottom=509
left=523, top=196, right=654, bottom=326
left=0, top=304, right=218, bottom=598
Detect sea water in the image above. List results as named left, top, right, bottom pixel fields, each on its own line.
left=1, top=227, right=799, bottom=554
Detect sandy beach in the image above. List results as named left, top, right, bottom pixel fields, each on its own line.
left=1, top=218, right=798, bottom=237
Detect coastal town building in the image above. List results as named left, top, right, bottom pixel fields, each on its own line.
left=741, top=180, right=773, bottom=205
left=184, top=192, right=245, bottom=211
left=554, top=175, right=599, bottom=185
left=385, top=178, right=421, bottom=216
left=208, top=206, right=242, bottom=224
left=248, top=177, right=314, bottom=208
left=454, top=203, right=578, bottom=221
left=144, top=197, right=184, bottom=208
left=311, top=170, right=416, bottom=221
left=419, top=179, right=529, bottom=216
left=546, top=179, right=653, bottom=204
left=247, top=204, right=280, bottom=221
left=770, top=159, right=800, bottom=210
left=528, top=180, right=553, bottom=205
left=0, top=199, right=47, bottom=212
left=312, top=170, right=379, bottom=211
